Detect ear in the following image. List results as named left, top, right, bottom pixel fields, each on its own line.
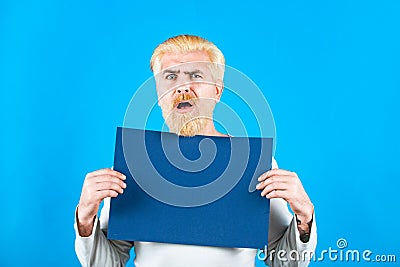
left=215, top=79, right=224, bottom=103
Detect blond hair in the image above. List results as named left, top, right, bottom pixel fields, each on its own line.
left=150, top=34, right=225, bottom=80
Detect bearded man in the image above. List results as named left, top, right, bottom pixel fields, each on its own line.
left=75, top=34, right=317, bottom=267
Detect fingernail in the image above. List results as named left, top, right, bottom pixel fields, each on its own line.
left=122, top=175, right=126, bottom=180
left=256, top=183, right=261, bottom=189
left=122, top=183, right=127, bottom=188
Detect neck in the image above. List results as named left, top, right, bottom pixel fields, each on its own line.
left=193, top=118, right=228, bottom=137
left=166, top=114, right=229, bottom=137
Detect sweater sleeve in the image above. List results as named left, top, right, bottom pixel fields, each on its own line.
left=74, top=198, right=134, bottom=267
left=263, top=158, right=317, bottom=266
left=264, top=209, right=317, bottom=266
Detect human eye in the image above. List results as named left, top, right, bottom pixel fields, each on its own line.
left=191, top=73, right=203, bottom=79
left=165, top=73, right=177, bottom=80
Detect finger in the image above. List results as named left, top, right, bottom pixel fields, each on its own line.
left=94, top=181, right=125, bottom=194
left=265, top=189, right=287, bottom=200
left=90, top=169, right=126, bottom=180
left=96, top=189, right=119, bottom=199
left=257, top=169, right=294, bottom=182
left=260, top=182, right=289, bottom=197
left=84, top=176, right=126, bottom=191
left=257, top=171, right=270, bottom=183
left=87, top=168, right=126, bottom=180
left=90, top=175, right=127, bottom=189
left=256, top=175, right=289, bottom=190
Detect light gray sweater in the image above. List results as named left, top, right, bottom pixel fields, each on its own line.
left=74, top=159, right=317, bottom=266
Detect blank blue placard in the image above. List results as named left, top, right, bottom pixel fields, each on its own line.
left=108, top=127, right=273, bottom=249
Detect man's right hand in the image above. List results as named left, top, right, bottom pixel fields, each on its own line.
left=76, top=168, right=127, bottom=236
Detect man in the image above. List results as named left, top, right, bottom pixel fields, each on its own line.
left=75, top=34, right=317, bottom=266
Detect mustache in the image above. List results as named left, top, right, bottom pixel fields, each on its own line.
left=172, top=93, right=196, bottom=108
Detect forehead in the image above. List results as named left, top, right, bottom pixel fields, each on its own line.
left=160, top=51, right=211, bottom=71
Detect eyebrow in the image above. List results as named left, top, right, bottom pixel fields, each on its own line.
left=161, top=69, right=205, bottom=75
left=183, top=69, right=205, bottom=75
left=162, top=69, right=180, bottom=75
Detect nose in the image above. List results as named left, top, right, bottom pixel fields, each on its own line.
left=175, top=87, right=191, bottom=94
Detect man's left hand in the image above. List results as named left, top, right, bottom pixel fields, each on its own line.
left=256, top=169, right=314, bottom=224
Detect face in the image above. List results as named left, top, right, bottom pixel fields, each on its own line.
left=155, top=51, right=223, bottom=136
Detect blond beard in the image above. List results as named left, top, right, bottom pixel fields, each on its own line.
left=161, top=94, right=214, bottom=136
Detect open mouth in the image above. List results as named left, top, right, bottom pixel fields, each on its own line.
left=172, top=94, right=195, bottom=113
left=177, top=101, right=193, bottom=109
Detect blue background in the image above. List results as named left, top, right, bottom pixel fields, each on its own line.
left=0, top=0, right=399, bottom=266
